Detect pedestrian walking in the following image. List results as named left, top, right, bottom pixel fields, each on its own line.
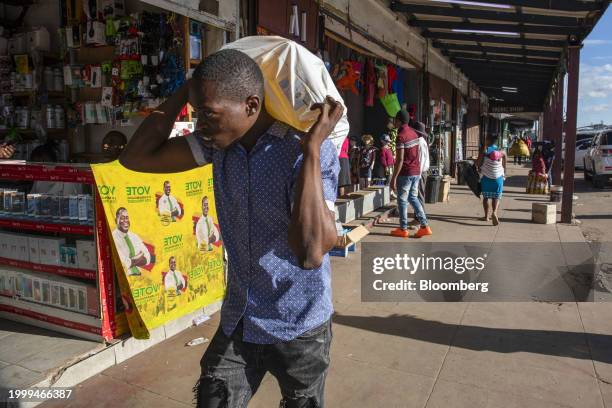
left=390, top=109, right=433, bottom=238
left=477, top=135, right=506, bottom=226
left=119, top=49, right=341, bottom=408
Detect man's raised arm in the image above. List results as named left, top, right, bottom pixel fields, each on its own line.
left=119, top=82, right=199, bottom=173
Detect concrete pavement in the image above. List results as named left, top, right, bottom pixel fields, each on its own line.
left=40, top=163, right=612, bottom=408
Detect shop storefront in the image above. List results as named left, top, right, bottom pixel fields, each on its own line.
left=0, top=0, right=232, bottom=347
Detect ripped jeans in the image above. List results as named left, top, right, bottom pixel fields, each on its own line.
left=196, top=319, right=332, bottom=408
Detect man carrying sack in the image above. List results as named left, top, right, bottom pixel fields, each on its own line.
left=120, top=49, right=341, bottom=407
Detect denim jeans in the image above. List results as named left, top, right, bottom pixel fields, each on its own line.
left=547, top=167, right=553, bottom=189
left=397, top=175, right=428, bottom=229
left=196, top=319, right=332, bottom=408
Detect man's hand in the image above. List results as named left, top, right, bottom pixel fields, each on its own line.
left=390, top=177, right=398, bottom=193
left=208, top=233, right=217, bottom=244
left=171, top=209, right=179, bottom=217
left=302, top=96, right=344, bottom=152
left=0, top=143, right=15, bottom=159
left=130, top=252, right=147, bottom=267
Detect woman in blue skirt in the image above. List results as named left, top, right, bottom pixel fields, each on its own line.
left=477, top=135, right=507, bottom=225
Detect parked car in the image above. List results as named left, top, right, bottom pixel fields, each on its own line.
left=575, top=138, right=593, bottom=169
left=584, top=130, right=612, bottom=188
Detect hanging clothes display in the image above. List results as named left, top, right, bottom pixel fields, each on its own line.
left=392, top=67, right=405, bottom=106
left=387, top=64, right=397, bottom=94
left=375, top=62, right=388, bottom=98
left=365, top=58, right=376, bottom=107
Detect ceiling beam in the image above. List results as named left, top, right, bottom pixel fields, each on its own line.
left=475, top=80, right=551, bottom=87
left=433, top=42, right=561, bottom=58
left=390, top=3, right=583, bottom=26
left=459, top=69, right=554, bottom=80
left=411, top=20, right=581, bottom=36
left=459, top=68, right=554, bottom=79
left=450, top=53, right=558, bottom=66
left=452, top=59, right=557, bottom=71
left=393, top=0, right=603, bottom=12
left=422, top=31, right=565, bottom=48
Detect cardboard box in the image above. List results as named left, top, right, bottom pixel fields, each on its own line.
left=76, top=240, right=96, bottom=270
left=78, top=195, right=88, bottom=222
left=69, top=195, right=80, bottom=221
left=335, top=225, right=370, bottom=249
left=38, top=237, right=65, bottom=266
left=16, top=234, right=29, bottom=262
left=27, top=194, right=41, bottom=218
left=0, top=232, right=8, bottom=258
left=3, top=190, right=16, bottom=213
left=59, top=196, right=71, bottom=220
left=60, top=245, right=78, bottom=268
left=532, top=203, right=557, bottom=224
left=0, top=267, right=16, bottom=296
left=28, top=236, right=40, bottom=264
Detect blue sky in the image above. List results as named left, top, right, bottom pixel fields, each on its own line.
left=579, top=7, right=612, bottom=126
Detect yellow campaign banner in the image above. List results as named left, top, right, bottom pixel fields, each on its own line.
left=92, top=161, right=225, bottom=339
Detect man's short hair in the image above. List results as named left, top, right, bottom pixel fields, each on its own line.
left=192, top=49, right=264, bottom=102
left=395, top=109, right=410, bottom=125
left=202, top=196, right=209, bottom=203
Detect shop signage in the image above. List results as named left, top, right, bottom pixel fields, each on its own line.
left=490, top=105, right=538, bottom=113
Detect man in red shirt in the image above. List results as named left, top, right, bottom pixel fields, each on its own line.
left=389, top=110, right=433, bottom=238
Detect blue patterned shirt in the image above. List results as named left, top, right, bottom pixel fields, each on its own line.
left=186, top=122, right=339, bottom=344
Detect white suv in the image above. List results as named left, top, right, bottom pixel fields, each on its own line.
left=584, top=130, right=612, bottom=188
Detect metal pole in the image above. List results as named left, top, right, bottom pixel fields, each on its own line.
left=561, top=45, right=580, bottom=224
left=553, top=76, right=564, bottom=185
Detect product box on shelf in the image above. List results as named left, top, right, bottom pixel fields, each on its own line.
left=12, top=192, right=25, bottom=214
left=15, top=234, right=29, bottom=262
left=2, top=190, right=16, bottom=214
left=85, top=21, right=106, bottom=46
left=38, top=237, right=65, bottom=266
left=28, top=235, right=40, bottom=264
left=69, top=195, right=79, bottom=221
left=60, top=244, right=78, bottom=268
left=76, top=240, right=96, bottom=271
left=0, top=189, right=5, bottom=213
left=0, top=267, right=16, bottom=296
left=0, top=232, right=7, bottom=258
left=27, top=194, right=41, bottom=218
left=7, top=269, right=99, bottom=316
left=78, top=195, right=89, bottom=222
left=59, top=196, right=71, bottom=220
left=0, top=232, right=29, bottom=262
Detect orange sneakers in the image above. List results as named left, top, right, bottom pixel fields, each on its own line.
left=413, top=225, right=433, bottom=238
left=390, top=228, right=410, bottom=238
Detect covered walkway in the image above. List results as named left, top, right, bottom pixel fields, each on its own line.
left=391, top=0, right=609, bottom=222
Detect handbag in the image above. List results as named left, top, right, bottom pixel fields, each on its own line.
left=462, top=163, right=481, bottom=198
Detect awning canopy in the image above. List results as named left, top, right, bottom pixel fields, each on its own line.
left=390, top=0, right=609, bottom=113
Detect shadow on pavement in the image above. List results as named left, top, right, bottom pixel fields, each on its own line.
left=333, top=313, right=611, bottom=363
